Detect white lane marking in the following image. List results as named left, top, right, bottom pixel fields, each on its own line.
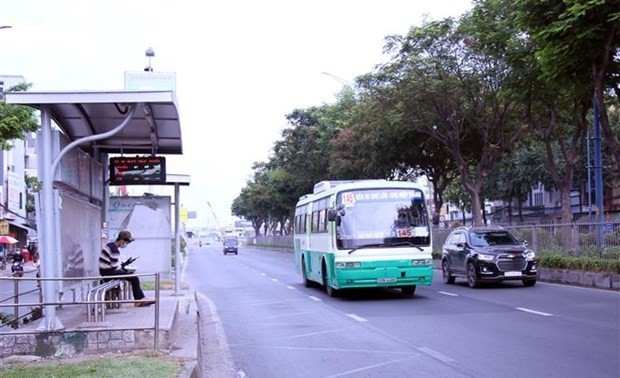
left=259, top=311, right=314, bottom=320
left=271, top=278, right=279, bottom=282
left=438, top=291, right=459, bottom=296
left=260, top=272, right=267, bottom=276
left=346, top=313, right=368, bottom=322
left=308, top=296, right=322, bottom=302
left=275, top=329, right=343, bottom=341
left=236, top=370, right=248, bottom=378
left=516, top=307, right=553, bottom=317
left=286, top=285, right=295, bottom=290
left=247, top=298, right=308, bottom=306
left=416, top=346, right=455, bottom=363
left=322, top=356, right=414, bottom=378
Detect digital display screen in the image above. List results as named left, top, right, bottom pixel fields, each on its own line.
left=109, top=156, right=166, bottom=185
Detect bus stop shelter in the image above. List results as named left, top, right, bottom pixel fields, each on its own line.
left=4, top=90, right=187, bottom=330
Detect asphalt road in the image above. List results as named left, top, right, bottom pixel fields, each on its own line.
left=185, top=243, right=620, bottom=378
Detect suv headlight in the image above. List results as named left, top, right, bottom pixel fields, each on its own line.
left=336, top=262, right=361, bottom=268
left=525, top=250, right=536, bottom=261
left=477, top=254, right=495, bottom=261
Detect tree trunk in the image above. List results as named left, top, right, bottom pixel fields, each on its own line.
left=469, top=190, right=484, bottom=226
left=560, top=187, right=574, bottom=252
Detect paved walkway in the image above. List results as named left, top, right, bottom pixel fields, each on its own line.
left=1, top=265, right=199, bottom=376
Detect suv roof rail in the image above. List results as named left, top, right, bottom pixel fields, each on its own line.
left=470, top=224, right=505, bottom=230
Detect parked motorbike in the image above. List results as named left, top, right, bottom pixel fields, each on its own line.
left=10, top=252, right=24, bottom=278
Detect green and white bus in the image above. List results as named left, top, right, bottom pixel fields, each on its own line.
left=294, top=180, right=434, bottom=297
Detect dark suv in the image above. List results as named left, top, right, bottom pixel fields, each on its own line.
left=441, top=226, right=537, bottom=288
left=223, top=236, right=239, bottom=255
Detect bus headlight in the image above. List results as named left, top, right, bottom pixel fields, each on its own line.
left=336, top=262, right=361, bottom=268
left=411, top=259, right=432, bottom=266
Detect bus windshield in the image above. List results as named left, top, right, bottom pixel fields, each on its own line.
left=335, top=188, right=430, bottom=250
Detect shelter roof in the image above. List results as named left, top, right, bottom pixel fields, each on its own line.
left=4, top=90, right=182, bottom=155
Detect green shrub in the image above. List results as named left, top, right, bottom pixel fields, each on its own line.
left=537, top=254, right=620, bottom=273
left=604, top=229, right=620, bottom=245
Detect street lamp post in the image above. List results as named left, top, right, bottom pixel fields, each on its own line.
left=145, top=47, right=155, bottom=72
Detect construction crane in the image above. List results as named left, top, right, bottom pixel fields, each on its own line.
left=206, top=201, right=222, bottom=241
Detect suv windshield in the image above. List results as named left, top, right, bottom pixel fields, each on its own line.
left=223, top=237, right=238, bottom=245
left=470, top=231, right=519, bottom=247
left=335, top=188, right=430, bottom=249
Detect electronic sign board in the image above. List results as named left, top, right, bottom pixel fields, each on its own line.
left=109, top=156, right=166, bottom=185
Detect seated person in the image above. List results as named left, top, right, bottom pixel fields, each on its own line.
left=390, top=212, right=411, bottom=236
left=393, top=212, right=410, bottom=228
left=99, top=230, right=154, bottom=307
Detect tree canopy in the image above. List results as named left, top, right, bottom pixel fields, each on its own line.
left=231, top=2, right=619, bottom=232
left=0, top=82, right=39, bottom=149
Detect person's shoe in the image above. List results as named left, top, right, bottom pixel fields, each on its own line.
left=134, top=298, right=155, bottom=307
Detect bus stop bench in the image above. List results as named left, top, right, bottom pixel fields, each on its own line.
left=86, top=279, right=130, bottom=322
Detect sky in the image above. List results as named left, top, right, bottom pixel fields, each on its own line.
left=3, top=0, right=473, bottom=228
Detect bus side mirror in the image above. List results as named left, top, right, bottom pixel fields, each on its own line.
left=327, top=209, right=338, bottom=222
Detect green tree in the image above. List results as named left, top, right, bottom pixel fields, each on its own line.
left=231, top=176, right=269, bottom=237
left=484, top=139, right=552, bottom=223
left=379, top=16, right=527, bottom=225
left=329, top=79, right=458, bottom=218
left=25, top=174, right=42, bottom=215
left=232, top=104, right=342, bottom=235
left=514, top=0, right=620, bottom=166
left=444, top=179, right=472, bottom=225
left=471, top=0, right=593, bottom=228
left=0, top=82, right=39, bottom=149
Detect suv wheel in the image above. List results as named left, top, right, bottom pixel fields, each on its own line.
left=442, top=260, right=455, bottom=284
left=467, top=263, right=480, bottom=288
left=522, top=279, right=536, bottom=287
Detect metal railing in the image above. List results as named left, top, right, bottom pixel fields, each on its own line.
left=0, top=272, right=161, bottom=349
left=249, top=220, right=620, bottom=260
left=433, top=220, right=620, bottom=259
left=0, top=265, right=42, bottom=328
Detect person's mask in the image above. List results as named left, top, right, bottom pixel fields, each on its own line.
left=120, top=243, right=128, bottom=249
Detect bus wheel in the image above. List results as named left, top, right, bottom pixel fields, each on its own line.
left=302, top=257, right=312, bottom=288
left=401, top=286, right=416, bottom=297
left=322, top=262, right=338, bottom=297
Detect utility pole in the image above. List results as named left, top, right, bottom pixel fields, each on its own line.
left=593, top=98, right=604, bottom=245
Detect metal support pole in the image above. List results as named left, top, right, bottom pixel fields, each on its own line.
left=593, top=98, right=604, bottom=245
left=13, top=279, right=19, bottom=328
left=586, top=127, right=592, bottom=219
left=174, top=183, right=181, bottom=295
left=154, top=272, right=160, bottom=350
left=38, top=106, right=63, bottom=330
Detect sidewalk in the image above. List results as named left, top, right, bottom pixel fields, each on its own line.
left=0, top=276, right=198, bottom=377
